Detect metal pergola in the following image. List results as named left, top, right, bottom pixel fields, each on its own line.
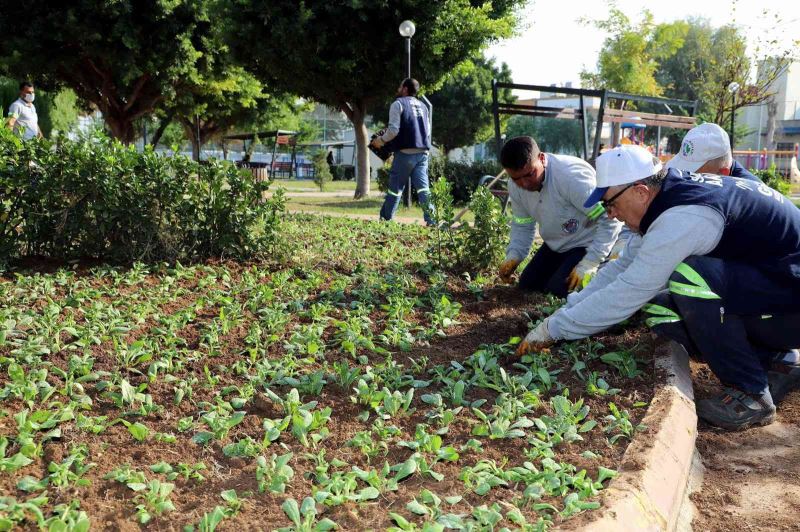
left=222, top=130, right=299, bottom=178
left=491, top=81, right=699, bottom=162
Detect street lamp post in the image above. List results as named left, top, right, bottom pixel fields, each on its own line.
left=399, top=20, right=415, bottom=207
left=399, top=20, right=415, bottom=78
left=728, top=81, right=740, bottom=149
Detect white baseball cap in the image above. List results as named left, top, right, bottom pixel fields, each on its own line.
left=584, top=145, right=663, bottom=208
left=665, top=123, right=730, bottom=172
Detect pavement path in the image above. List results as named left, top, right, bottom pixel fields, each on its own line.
left=268, top=189, right=359, bottom=198
left=686, top=363, right=800, bottom=531
left=286, top=208, right=425, bottom=225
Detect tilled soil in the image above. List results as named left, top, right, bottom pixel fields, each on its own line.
left=690, top=362, right=800, bottom=531
left=0, top=263, right=660, bottom=531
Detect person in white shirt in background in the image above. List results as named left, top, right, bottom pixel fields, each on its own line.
left=7, top=81, right=42, bottom=140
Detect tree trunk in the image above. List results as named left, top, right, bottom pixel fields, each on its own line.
left=104, top=114, right=138, bottom=144
left=340, top=100, right=371, bottom=199
left=150, top=110, right=175, bottom=147
left=765, top=97, right=778, bottom=167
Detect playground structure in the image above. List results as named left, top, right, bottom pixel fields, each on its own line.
left=222, top=130, right=300, bottom=180
left=482, top=81, right=699, bottom=209
left=733, top=145, right=800, bottom=179
left=491, top=81, right=699, bottom=161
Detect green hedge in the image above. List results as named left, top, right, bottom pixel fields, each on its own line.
left=752, top=163, right=792, bottom=196
left=378, top=155, right=501, bottom=205
left=0, top=130, right=286, bottom=264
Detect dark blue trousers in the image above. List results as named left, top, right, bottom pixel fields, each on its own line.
left=518, top=243, right=586, bottom=298
left=645, top=256, right=800, bottom=394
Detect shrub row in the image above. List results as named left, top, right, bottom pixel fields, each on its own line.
left=0, top=130, right=285, bottom=264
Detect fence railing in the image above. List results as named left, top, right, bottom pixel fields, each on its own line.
left=733, top=145, right=800, bottom=176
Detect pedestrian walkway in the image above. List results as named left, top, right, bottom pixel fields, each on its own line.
left=286, top=208, right=425, bottom=225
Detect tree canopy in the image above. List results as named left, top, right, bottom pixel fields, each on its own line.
left=224, top=0, right=526, bottom=198
left=581, top=8, right=797, bottom=146
left=0, top=0, right=217, bottom=143
left=428, top=57, right=513, bottom=155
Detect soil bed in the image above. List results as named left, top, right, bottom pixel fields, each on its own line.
left=0, top=216, right=660, bottom=530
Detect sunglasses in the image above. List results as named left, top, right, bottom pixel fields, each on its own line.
left=602, top=183, right=636, bottom=210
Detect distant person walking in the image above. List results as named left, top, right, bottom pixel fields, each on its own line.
left=6, top=81, right=41, bottom=140
left=371, top=78, right=434, bottom=225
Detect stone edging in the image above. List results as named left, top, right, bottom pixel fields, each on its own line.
left=560, top=340, right=697, bottom=531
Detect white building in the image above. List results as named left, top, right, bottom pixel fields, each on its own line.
left=738, top=61, right=800, bottom=155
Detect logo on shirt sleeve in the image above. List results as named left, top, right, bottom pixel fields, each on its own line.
left=562, top=218, right=579, bottom=234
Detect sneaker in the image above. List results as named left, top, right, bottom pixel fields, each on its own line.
left=696, top=387, right=776, bottom=431
left=768, top=351, right=800, bottom=404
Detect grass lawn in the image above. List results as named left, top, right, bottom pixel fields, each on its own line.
left=283, top=194, right=478, bottom=223
left=272, top=179, right=377, bottom=192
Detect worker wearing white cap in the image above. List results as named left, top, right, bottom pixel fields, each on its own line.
left=666, top=122, right=760, bottom=182
left=516, top=145, right=800, bottom=431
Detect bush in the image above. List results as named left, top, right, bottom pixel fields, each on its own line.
left=311, top=150, right=333, bottom=191
left=0, top=130, right=286, bottom=264
left=377, top=154, right=501, bottom=206
left=752, top=163, right=791, bottom=196
left=427, top=177, right=507, bottom=274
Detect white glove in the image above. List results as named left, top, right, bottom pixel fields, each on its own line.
left=567, top=258, right=599, bottom=291
left=516, top=317, right=554, bottom=356
left=608, top=238, right=627, bottom=260
left=575, top=257, right=599, bottom=279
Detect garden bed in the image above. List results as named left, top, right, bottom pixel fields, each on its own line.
left=1, top=215, right=659, bottom=530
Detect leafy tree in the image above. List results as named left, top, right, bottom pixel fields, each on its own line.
left=164, top=67, right=301, bottom=161
left=49, top=89, right=81, bottom=137
left=656, top=20, right=795, bottom=125
left=224, top=0, right=525, bottom=198
left=427, top=57, right=514, bottom=155
left=580, top=7, right=683, bottom=97
left=311, top=150, right=333, bottom=191
left=582, top=7, right=797, bottom=149
left=0, top=1, right=216, bottom=143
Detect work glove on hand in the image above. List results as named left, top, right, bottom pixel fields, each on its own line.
left=567, top=258, right=599, bottom=292
left=608, top=238, right=627, bottom=260
left=516, top=317, right=554, bottom=357
left=498, top=259, right=521, bottom=284
left=371, top=136, right=385, bottom=148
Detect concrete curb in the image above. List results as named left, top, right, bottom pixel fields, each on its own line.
left=561, top=340, right=697, bottom=532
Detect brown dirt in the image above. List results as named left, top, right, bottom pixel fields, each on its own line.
left=0, top=262, right=661, bottom=531
left=690, top=361, right=800, bottom=532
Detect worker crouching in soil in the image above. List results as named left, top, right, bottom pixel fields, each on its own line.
left=497, top=136, right=623, bottom=297
left=517, top=145, right=800, bottom=431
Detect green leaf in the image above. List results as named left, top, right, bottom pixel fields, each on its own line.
left=394, top=458, right=417, bottom=481
left=150, top=461, right=173, bottom=474
left=16, top=475, right=48, bottom=492
left=128, top=422, right=149, bottom=442
left=281, top=498, right=301, bottom=524
left=407, top=499, right=429, bottom=515
left=355, top=487, right=379, bottom=501
left=192, top=432, right=214, bottom=445
left=597, top=466, right=618, bottom=484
